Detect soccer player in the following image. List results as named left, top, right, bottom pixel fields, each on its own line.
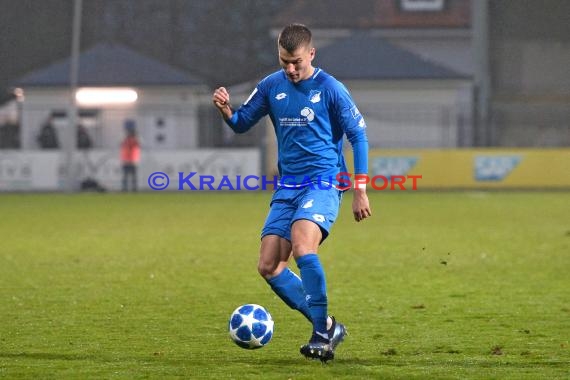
left=212, top=24, right=371, bottom=362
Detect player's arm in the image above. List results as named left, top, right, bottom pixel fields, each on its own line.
left=212, top=84, right=269, bottom=134
left=334, top=86, right=372, bottom=222
left=351, top=139, right=372, bottom=222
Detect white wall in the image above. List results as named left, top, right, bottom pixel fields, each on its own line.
left=19, top=86, right=204, bottom=150
left=0, top=149, right=260, bottom=191
left=346, top=79, right=473, bottom=148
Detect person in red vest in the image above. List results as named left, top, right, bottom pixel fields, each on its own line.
left=120, top=120, right=141, bottom=192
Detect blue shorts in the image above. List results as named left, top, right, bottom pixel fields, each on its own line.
left=261, top=185, right=342, bottom=243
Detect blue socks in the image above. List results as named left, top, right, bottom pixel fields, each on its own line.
left=267, top=268, right=312, bottom=322
left=266, top=254, right=329, bottom=339
left=296, top=254, right=328, bottom=338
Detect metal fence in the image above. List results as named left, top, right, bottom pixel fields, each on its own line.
left=3, top=100, right=569, bottom=151
left=491, top=102, right=570, bottom=147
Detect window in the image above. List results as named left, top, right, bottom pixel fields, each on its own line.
left=399, top=0, right=445, bottom=12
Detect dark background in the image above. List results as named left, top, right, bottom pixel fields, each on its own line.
left=0, top=0, right=282, bottom=103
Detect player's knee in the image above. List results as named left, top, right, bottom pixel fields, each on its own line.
left=257, top=260, right=277, bottom=279
left=258, top=258, right=289, bottom=279
left=292, top=242, right=317, bottom=258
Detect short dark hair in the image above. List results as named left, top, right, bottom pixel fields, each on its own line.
left=278, top=24, right=312, bottom=52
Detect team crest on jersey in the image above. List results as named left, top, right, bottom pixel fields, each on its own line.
left=275, top=92, right=287, bottom=100
left=309, top=90, right=321, bottom=104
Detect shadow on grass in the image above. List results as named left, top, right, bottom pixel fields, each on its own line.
left=216, top=356, right=386, bottom=368
left=5, top=351, right=566, bottom=374
left=0, top=352, right=96, bottom=361
left=228, top=356, right=570, bottom=370
left=339, top=356, right=570, bottom=369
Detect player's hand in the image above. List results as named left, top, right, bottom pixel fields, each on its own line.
left=212, top=87, right=233, bottom=119
left=352, top=189, right=372, bottom=222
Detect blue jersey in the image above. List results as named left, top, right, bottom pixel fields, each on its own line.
left=225, top=68, right=368, bottom=186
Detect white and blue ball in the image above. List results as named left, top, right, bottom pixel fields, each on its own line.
left=228, top=304, right=274, bottom=349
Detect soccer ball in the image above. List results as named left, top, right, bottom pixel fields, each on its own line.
left=228, top=304, right=274, bottom=349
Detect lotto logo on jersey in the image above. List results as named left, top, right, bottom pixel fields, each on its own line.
left=312, top=214, right=325, bottom=223
left=474, top=155, right=522, bottom=181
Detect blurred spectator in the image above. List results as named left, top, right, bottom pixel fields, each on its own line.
left=77, top=123, right=93, bottom=149
left=120, top=120, right=141, bottom=192
left=0, top=117, right=20, bottom=149
left=37, top=116, right=59, bottom=149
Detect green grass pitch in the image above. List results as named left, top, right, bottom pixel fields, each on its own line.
left=0, top=191, right=569, bottom=379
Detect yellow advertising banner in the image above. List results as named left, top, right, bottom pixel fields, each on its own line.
left=345, top=149, right=570, bottom=190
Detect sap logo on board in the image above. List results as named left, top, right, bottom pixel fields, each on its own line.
left=371, top=157, right=418, bottom=179
left=474, top=155, right=522, bottom=181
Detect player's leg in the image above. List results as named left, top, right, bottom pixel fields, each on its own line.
left=121, top=164, right=128, bottom=192
left=259, top=190, right=312, bottom=322
left=131, top=165, right=138, bottom=192
left=124, top=164, right=135, bottom=192
left=291, top=220, right=328, bottom=340
left=258, top=234, right=291, bottom=279
left=258, top=234, right=337, bottom=330
left=292, top=220, right=335, bottom=361
left=258, top=235, right=310, bottom=321
left=292, top=187, right=345, bottom=361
